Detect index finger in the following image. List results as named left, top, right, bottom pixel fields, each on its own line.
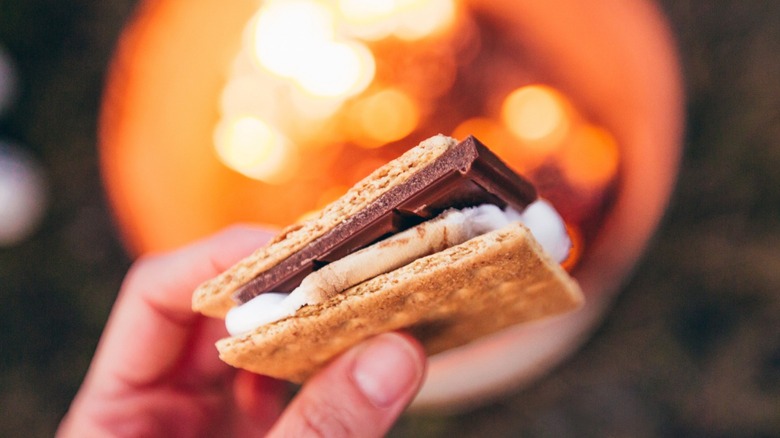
left=85, top=225, right=273, bottom=394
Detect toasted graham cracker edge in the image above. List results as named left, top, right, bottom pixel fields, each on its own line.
left=216, top=223, right=583, bottom=383
left=192, top=135, right=459, bottom=318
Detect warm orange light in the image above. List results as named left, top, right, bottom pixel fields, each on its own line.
left=317, top=184, right=350, bottom=208
left=337, top=0, right=456, bottom=41
left=452, top=117, right=508, bottom=149
left=219, top=73, right=278, bottom=121
left=288, top=89, right=345, bottom=122
left=501, top=85, right=570, bottom=151
left=217, top=0, right=461, bottom=174
left=350, top=88, right=420, bottom=147
left=452, top=118, right=549, bottom=174
left=251, top=0, right=336, bottom=78
left=337, top=0, right=397, bottom=40
left=101, top=0, right=627, bottom=262
left=296, top=185, right=349, bottom=223
left=394, top=0, right=457, bottom=40
left=214, top=115, right=297, bottom=183
left=295, top=41, right=375, bottom=98
left=559, top=124, right=620, bottom=188
left=561, top=223, right=584, bottom=272
left=249, top=0, right=375, bottom=99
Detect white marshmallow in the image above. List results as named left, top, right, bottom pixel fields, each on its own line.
left=225, top=292, right=289, bottom=336
left=518, top=199, right=571, bottom=264
left=226, top=200, right=571, bottom=336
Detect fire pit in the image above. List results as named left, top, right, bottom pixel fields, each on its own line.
left=99, top=0, right=683, bottom=408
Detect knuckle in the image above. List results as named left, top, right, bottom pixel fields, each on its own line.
left=123, top=254, right=158, bottom=284
left=120, top=253, right=168, bottom=294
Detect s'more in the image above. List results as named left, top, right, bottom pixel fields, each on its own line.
left=192, top=135, right=583, bottom=383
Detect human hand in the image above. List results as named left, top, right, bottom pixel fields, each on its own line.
left=57, top=226, right=427, bottom=437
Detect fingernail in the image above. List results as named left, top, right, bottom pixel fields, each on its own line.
left=351, top=333, right=423, bottom=408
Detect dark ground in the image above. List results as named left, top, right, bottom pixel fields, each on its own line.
left=1, top=1, right=779, bottom=436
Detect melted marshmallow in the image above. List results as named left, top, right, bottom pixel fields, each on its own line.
left=226, top=200, right=570, bottom=336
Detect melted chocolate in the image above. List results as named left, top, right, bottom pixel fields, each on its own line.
left=234, top=136, right=536, bottom=304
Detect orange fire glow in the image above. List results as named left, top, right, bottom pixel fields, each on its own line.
left=101, top=0, right=622, bottom=256
left=337, top=0, right=456, bottom=41
left=213, top=115, right=298, bottom=183
left=501, top=85, right=570, bottom=151
left=216, top=0, right=461, bottom=183
left=559, top=124, right=620, bottom=189
left=348, top=88, right=420, bottom=147
left=250, top=1, right=376, bottom=98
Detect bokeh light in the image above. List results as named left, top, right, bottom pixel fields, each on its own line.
left=559, top=124, right=620, bottom=188
left=452, top=117, right=508, bottom=148
left=293, top=40, right=374, bottom=98
left=249, top=0, right=375, bottom=99
left=451, top=116, right=541, bottom=174
left=337, top=0, right=398, bottom=40
left=214, top=115, right=297, bottom=183
left=251, top=0, right=337, bottom=78
left=393, top=0, right=456, bottom=40
left=218, top=0, right=461, bottom=181
left=337, top=0, right=456, bottom=41
left=0, top=143, right=48, bottom=246
left=501, top=85, right=570, bottom=149
left=349, top=88, right=420, bottom=147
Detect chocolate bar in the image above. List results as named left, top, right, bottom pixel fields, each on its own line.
left=233, top=136, right=537, bottom=304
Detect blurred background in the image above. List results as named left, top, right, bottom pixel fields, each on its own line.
left=1, top=0, right=779, bottom=436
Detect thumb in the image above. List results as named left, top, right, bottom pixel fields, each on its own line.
left=269, top=333, right=426, bottom=437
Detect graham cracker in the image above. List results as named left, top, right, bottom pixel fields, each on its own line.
left=216, top=223, right=583, bottom=383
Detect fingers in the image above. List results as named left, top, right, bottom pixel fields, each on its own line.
left=270, top=333, right=427, bottom=438
left=231, top=372, right=289, bottom=435
left=122, top=225, right=275, bottom=318
left=85, top=225, right=274, bottom=393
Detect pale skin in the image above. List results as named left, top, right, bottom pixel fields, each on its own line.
left=57, top=226, right=427, bottom=437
